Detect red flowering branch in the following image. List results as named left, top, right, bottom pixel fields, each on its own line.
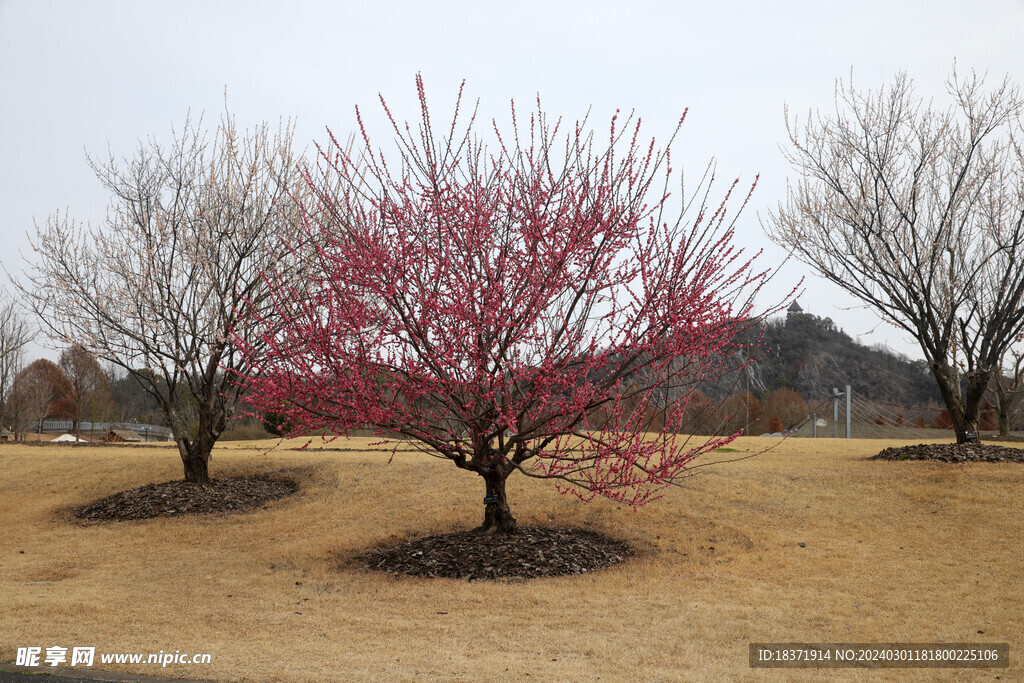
left=239, top=76, right=784, bottom=533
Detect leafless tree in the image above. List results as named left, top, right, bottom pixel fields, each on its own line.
left=0, top=295, right=34, bottom=434
left=20, top=110, right=306, bottom=481
left=765, top=68, right=1024, bottom=444
left=8, top=367, right=47, bottom=441
left=989, top=345, right=1024, bottom=437
left=59, top=344, right=111, bottom=440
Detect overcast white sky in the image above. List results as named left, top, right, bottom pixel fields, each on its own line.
left=2, top=0, right=1023, bottom=365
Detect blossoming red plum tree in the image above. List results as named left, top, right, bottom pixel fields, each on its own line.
left=241, top=78, right=783, bottom=533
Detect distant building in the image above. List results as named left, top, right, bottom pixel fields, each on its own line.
left=103, top=429, right=143, bottom=443
left=0, top=429, right=12, bottom=442
left=787, top=301, right=803, bottom=316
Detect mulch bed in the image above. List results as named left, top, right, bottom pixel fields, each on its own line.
left=360, top=525, right=631, bottom=581
left=73, top=476, right=298, bottom=522
left=871, top=442, right=1024, bottom=463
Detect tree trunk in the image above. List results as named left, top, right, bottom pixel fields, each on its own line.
left=170, top=400, right=222, bottom=484
left=182, top=451, right=210, bottom=483
left=948, top=407, right=980, bottom=444
left=963, top=370, right=991, bottom=443
left=993, top=380, right=1018, bottom=438
left=176, top=431, right=214, bottom=484
left=478, top=469, right=516, bottom=534
left=929, top=362, right=981, bottom=444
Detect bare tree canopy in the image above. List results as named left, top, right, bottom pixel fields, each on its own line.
left=0, top=294, right=34, bottom=433
left=765, top=68, right=1024, bottom=443
left=9, top=358, right=73, bottom=440
left=989, top=345, right=1024, bottom=437
left=20, top=110, right=305, bottom=480
left=59, top=343, right=111, bottom=439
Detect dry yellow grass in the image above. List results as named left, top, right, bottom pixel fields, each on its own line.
left=1, top=436, right=1022, bottom=681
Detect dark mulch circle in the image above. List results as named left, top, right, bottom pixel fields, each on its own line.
left=360, top=525, right=631, bottom=581
left=73, top=476, right=298, bottom=522
left=871, top=442, right=1024, bottom=463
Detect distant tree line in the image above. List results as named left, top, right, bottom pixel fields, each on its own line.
left=575, top=310, right=1024, bottom=437
left=0, top=330, right=207, bottom=441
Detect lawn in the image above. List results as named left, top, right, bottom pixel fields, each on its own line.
left=1, top=436, right=1021, bottom=681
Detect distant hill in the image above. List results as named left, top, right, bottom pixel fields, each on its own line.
left=744, top=311, right=942, bottom=406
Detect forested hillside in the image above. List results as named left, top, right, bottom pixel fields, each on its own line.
left=745, top=311, right=942, bottom=406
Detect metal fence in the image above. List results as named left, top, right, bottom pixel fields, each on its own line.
left=783, top=385, right=1024, bottom=439
left=39, top=420, right=173, bottom=441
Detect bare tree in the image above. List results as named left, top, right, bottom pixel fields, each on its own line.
left=21, top=110, right=306, bottom=481
left=765, top=68, right=1024, bottom=444
left=59, top=344, right=111, bottom=440
left=9, top=359, right=73, bottom=441
left=8, top=367, right=46, bottom=441
left=989, top=345, right=1024, bottom=437
left=0, top=295, right=34, bottom=433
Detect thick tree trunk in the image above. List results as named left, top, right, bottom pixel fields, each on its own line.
left=963, top=370, right=991, bottom=443
left=170, top=399, right=224, bottom=484
left=176, top=431, right=215, bottom=484
left=182, top=451, right=210, bottom=483
left=948, top=407, right=979, bottom=444
left=478, top=469, right=516, bottom=534
left=929, top=362, right=981, bottom=444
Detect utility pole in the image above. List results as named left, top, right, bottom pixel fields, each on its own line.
left=846, top=385, right=852, bottom=439
left=745, top=371, right=750, bottom=434
left=832, top=387, right=840, bottom=438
